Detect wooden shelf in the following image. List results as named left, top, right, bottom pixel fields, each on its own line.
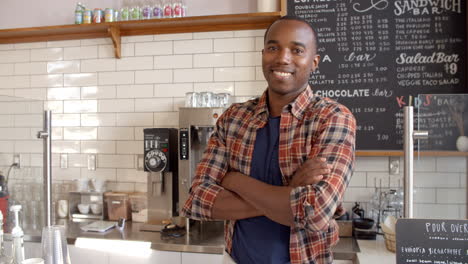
left=356, top=151, right=468, bottom=157
left=0, top=12, right=281, bottom=58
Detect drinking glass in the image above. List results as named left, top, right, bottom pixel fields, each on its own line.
left=12, top=184, right=24, bottom=203
left=31, top=183, right=42, bottom=201
left=41, top=225, right=71, bottom=264
left=23, top=184, right=33, bottom=202
left=200, top=92, right=213, bottom=107
left=29, top=201, right=40, bottom=231
left=218, top=93, right=231, bottom=108
left=73, top=179, right=89, bottom=192
left=184, top=92, right=199, bottom=107
left=56, top=200, right=68, bottom=219
left=90, top=179, right=106, bottom=192
left=211, top=94, right=220, bottom=107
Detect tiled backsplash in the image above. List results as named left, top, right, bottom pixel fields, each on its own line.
left=0, top=29, right=466, bottom=219
left=348, top=156, right=466, bottom=219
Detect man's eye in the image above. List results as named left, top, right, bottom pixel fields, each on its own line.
left=267, top=46, right=278, bottom=51
left=294, top=48, right=304, bottom=54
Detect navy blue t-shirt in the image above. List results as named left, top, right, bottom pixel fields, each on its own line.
left=231, top=116, right=291, bottom=264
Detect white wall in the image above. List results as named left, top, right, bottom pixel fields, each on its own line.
left=0, top=29, right=466, bottom=220
left=0, top=0, right=257, bottom=29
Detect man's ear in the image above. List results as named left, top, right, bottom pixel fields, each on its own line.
left=261, top=49, right=264, bottom=55
left=311, top=54, right=320, bottom=72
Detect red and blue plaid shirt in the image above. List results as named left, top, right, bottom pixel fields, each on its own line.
left=182, top=86, right=356, bottom=264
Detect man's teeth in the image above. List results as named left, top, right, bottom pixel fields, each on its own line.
left=273, top=71, right=292, bottom=77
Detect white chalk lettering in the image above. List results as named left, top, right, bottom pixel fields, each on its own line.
left=425, top=222, right=448, bottom=233
left=344, top=52, right=376, bottom=62
left=450, top=223, right=468, bottom=234
left=394, top=0, right=461, bottom=16
left=353, top=0, right=389, bottom=12
left=396, top=52, right=459, bottom=64
left=316, top=89, right=370, bottom=98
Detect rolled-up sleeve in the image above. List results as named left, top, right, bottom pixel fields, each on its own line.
left=290, top=105, right=356, bottom=231
left=181, top=108, right=232, bottom=220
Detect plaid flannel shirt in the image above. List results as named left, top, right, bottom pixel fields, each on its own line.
left=182, top=86, right=356, bottom=264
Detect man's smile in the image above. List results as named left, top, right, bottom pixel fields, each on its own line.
left=272, top=70, right=294, bottom=79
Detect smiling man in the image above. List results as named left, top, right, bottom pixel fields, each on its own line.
left=182, top=16, right=356, bottom=264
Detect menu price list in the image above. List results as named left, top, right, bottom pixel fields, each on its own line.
left=288, top=0, right=466, bottom=150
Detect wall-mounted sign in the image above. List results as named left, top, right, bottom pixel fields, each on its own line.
left=287, top=0, right=467, bottom=150
left=396, top=219, right=468, bottom=264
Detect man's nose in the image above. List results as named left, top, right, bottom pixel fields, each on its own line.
left=276, top=49, right=291, bottom=64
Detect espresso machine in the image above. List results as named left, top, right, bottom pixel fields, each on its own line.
left=141, top=128, right=179, bottom=231
left=178, top=107, right=224, bottom=231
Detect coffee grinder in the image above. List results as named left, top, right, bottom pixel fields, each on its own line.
left=141, top=128, right=179, bottom=232
left=178, top=107, right=224, bottom=232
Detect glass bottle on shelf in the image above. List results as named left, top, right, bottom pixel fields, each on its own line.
left=162, top=0, right=173, bottom=18
left=152, top=0, right=163, bottom=19
left=129, top=0, right=141, bottom=20
left=181, top=0, right=187, bottom=17
left=141, top=0, right=152, bottom=19
left=120, top=0, right=130, bottom=21
left=173, top=0, right=182, bottom=18
left=74, top=2, right=85, bottom=24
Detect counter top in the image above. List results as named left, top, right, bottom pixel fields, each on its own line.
left=357, top=236, right=396, bottom=264
left=6, top=219, right=360, bottom=258
left=7, top=220, right=225, bottom=254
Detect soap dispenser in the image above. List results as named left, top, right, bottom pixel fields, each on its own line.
left=0, top=211, right=13, bottom=264
left=10, top=205, right=24, bottom=264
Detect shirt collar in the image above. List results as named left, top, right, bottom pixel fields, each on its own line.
left=253, top=86, right=314, bottom=120
left=290, top=85, right=314, bottom=120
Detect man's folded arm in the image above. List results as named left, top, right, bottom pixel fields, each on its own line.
left=181, top=107, right=262, bottom=221
left=221, top=107, right=356, bottom=230
left=290, top=108, right=356, bottom=232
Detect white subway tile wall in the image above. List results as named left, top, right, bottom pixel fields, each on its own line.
left=31, top=48, right=63, bottom=62
left=47, top=61, right=80, bottom=74
left=81, top=85, right=116, bottom=99
left=47, top=40, right=82, bottom=48
left=81, top=59, right=116, bottom=73
left=194, top=53, right=234, bottom=68
left=0, top=30, right=466, bottom=219
left=0, top=76, right=30, bottom=89
left=0, top=64, right=14, bottom=76
left=174, top=39, right=213, bottom=54
left=15, top=62, right=47, bottom=75
left=14, top=42, right=47, bottom=50
left=0, top=50, right=30, bottom=63
left=15, top=88, right=46, bottom=101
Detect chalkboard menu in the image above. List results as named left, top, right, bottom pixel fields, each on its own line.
left=396, top=219, right=468, bottom=264
left=417, top=94, right=467, bottom=151
left=288, top=0, right=467, bottom=150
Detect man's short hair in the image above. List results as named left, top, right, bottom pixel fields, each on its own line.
left=263, top=16, right=319, bottom=53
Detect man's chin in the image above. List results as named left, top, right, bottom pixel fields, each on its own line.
left=268, top=86, right=294, bottom=95
left=268, top=85, right=300, bottom=96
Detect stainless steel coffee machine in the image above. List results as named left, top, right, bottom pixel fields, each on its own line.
left=178, top=107, right=224, bottom=228
left=141, top=128, right=179, bottom=231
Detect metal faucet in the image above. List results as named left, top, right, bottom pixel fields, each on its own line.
left=403, top=106, right=429, bottom=218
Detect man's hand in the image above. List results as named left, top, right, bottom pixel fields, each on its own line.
left=289, top=157, right=331, bottom=188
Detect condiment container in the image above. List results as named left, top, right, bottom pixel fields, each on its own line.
left=104, top=192, right=131, bottom=221
left=129, top=193, right=148, bottom=223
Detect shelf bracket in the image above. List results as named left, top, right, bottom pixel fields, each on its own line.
left=108, top=25, right=121, bottom=59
